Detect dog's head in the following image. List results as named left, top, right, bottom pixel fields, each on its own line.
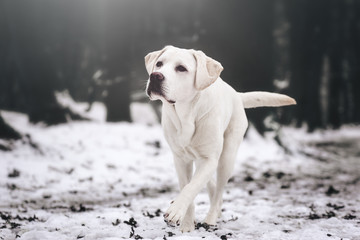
left=145, top=46, right=223, bottom=104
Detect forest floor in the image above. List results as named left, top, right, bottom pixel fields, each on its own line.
left=0, top=107, right=360, bottom=240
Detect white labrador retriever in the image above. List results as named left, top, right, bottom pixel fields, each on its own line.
left=145, top=46, right=296, bottom=232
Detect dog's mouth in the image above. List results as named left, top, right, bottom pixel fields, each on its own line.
left=146, top=82, right=162, bottom=97
left=146, top=83, right=176, bottom=104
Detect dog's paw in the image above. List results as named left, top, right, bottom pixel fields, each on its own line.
left=164, top=200, right=188, bottom=225
left=180, top=220, right=195, bottom=232
left=204, top=209, right=221, bottom=226
left=204, top=214, right=217, bottom=226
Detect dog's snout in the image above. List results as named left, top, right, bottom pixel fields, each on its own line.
left=150, top=72, right=164, bottom=82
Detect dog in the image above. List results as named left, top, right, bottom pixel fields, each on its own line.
left=144, top=46, right=296, bottom=232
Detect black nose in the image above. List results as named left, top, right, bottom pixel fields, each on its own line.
left=150, top=72, right=164, bottom=82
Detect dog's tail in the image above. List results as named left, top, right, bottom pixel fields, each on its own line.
left=240, top=91, right=296, bottom=109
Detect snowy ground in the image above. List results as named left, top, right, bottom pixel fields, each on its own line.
left=0, top=105, right=360, bottom=240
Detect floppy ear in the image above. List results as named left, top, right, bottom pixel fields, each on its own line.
left=144, top=46, right=170, bottom=75
left=192, top=50, right=223, bottom=91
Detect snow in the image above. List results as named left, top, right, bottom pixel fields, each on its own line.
left=1, top=105, right=360, bottom=240
left=55, top=91, right=107, bottom=123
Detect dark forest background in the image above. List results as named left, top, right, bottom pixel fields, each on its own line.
left=1, top=0, right=359, bottom=140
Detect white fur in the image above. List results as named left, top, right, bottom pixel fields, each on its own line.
left=145, top=46, right=296, bottom=232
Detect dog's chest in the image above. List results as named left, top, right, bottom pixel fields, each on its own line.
left=162, top=103, right=197, bottom=144
left=162, top=116, right=200, bottom=162
left=168, top=137, right=199, bottom=162
left=164, top=120, right=195, bottom=149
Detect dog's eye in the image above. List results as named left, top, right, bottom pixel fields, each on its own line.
left=176, top=65, right=187, bottom=72
left=156, top=61, right=163, bottom=67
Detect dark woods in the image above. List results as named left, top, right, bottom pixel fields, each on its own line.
left=0, top=0, right=359, bottom=138
left=284, top=0, right=360, bottom=131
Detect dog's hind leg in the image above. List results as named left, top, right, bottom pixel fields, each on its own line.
left=204, top=113, right=247, bottom=225
left=206, top=179, right=216, bottom=206
left=204, top=141, right=240, bottom=225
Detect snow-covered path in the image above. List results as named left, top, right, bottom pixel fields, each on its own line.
left=0, top=111, right=359, bottom=240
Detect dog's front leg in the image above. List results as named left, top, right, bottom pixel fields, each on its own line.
left=165, top=157, right=217, bottom=229
left=170, top=157, right=195, bottom=232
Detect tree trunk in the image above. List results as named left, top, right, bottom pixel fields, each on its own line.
left=327, top=0, right=344, bottom=129
left=285, top=0, right=329, bottom=131
left=348, top=0, right=360, bottom=123
left=105, top=80, right=131, bottom=122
